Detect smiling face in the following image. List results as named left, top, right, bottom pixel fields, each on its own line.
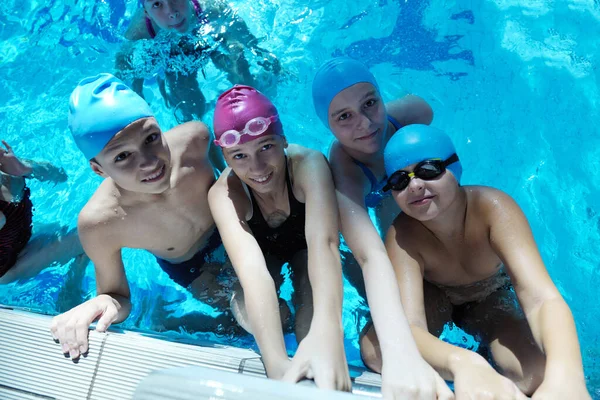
left=391, top=161, right=460, bottom=221
left=327, top=82, right=388, bottom=155
left=222, top=135, right=288, bottom=195
left=91, top=117, right=172, bottom=194
left=143, top=0, right=194, bottom=33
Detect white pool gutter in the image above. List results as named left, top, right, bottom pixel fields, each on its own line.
left=0, top=305, right=382, bottom=399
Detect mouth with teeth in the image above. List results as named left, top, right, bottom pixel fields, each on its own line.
left=249, top=172, right=273, bottom=185
left=141, top=165, right=166, bottom=183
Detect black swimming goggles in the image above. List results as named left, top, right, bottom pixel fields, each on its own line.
left=382, top=154, right=459, bottom=192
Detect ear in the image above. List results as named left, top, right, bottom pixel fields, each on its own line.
left=281, top=136, right=289, bottom=149
left=90, top=160, right=108, bottom=178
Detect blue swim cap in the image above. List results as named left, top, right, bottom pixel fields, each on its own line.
left=68, top=73, right=154, bottom=160
left=312, top=57, right=380, bottom=128
left=384, top=124, right=462, bottom=182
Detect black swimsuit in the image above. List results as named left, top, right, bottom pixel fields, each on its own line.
left=247, top=161, right=307, bottom=262
left=0, top=186, right=33, bottom=277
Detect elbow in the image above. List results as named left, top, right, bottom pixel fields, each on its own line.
left=307, top=232, right=340, bottom=259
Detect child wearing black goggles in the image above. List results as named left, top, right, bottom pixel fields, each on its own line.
left=382, top=153, right=459, bottom=192
left=380, top=125, right=590, bottom=400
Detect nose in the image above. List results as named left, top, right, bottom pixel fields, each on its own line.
left=166, top=2, right=179, bottom=19
left=407, top=175, right=424, bottom=192
left=249, top=155, right=267, bottom=174
left=139, top=152, right=158, bottom=170
left=358, top=112, right=371, bottom=131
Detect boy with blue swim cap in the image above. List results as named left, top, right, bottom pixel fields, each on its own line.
left=312, top=57, right=453, bottom=399
left=51, top=73, right=235, bottom=360
left=382, top=125, right=591, bottom=399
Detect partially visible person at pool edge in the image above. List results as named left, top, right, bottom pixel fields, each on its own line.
left=208, top=85, right=350, bottom=390
left=116, top=0, right=281, bottom=122
left=0, top=141, right=85, bottom=284
left=312, top=58, right=452, bottom=399
left=50, top=73, right=232, bottom=359
left=380, top=124, right=591, bottom=399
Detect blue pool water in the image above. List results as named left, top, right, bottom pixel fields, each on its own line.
left=1, top=0, right=599, bottom=396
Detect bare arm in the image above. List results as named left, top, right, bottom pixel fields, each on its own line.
left=78, top=212, right=131, bottom=324
left=50, top=209, right=131, bottom=359
left=208, top=172, right=288, bottom=377
left=385, top=222, right=489, bottom=380
left=0, top=141, right=66, bottom=183
left=331, top=152, right=419, bottom=363
left=487, top=190, right=588, bottom=394
left=295, top=152, right=343, bottom=329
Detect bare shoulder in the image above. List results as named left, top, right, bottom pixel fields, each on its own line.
left=165, top=121, right=211, bottom=154
left=465, top=185, right=518, bottom=213
left=124, top=9, right=152, bottom=41
left=77, top=184, right=124, bottom=245
left=208, top=168, right=251, bottom=216
left=386, top=94, right=433, bottom=126
left=287, top=144, right=326, bottom=168
left=327, top=140, right=364, bottom=183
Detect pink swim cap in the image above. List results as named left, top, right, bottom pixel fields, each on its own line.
left=213, top=85, right=283, bottom=147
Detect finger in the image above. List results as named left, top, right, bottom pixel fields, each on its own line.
left=1, top=141, right=9, bottom=151
left=340, top=372, right=352, bottom=393
left=75, top=319, right=90, bottom=355
left=312, top=368, right=335, bottom=391
left=281, top=361, right=307, bottom=384
left=49, top=317, right=60, bottom=341
left=435, top=373, right=454, bottom=400
left=64, top=316, right=80, bottom=359
left=95, top=304, right=118, bottom=332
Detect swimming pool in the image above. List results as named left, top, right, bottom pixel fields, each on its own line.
left=0, top=0, right=598, bottom=396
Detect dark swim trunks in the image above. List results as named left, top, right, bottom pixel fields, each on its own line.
left=0, top=186, right=33, bottom=277
left=155, top=228, right=224, bottom=288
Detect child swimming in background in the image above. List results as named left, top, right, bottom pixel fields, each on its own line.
left=116, top=0, right=281, bottom=123
left=0, top=141, right=85, bottom=284
left=381, top=124, right=591, bottom=399
left=51, top=74, right=235, bottom=359
left=312, top=57, right=452, bottom=399
left=208, top=85, right=350, bottom=391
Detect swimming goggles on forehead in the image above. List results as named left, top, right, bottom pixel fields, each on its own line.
left=214, top=115, right=278, bottom=148
left=382, top=154, right=459, bottom=192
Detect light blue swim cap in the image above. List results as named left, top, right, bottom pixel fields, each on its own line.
left=68, top=73, right=154, bottom=160
left=384, top=124, right=462, bottom=182
left=312, top=57, right=380, bottom=128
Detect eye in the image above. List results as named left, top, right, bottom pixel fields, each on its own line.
left=261, top=144, right=274, bottom=151
left=338, top=112, right=351, bottom=121
left=114, top=152, right=131, bottom=162
left=233, top=153, right=246, bottom=160
left=152, top=1, right=161, bottom=8
left=364, top=98, right=377, bottom=108
left=145, top=133, right=160, bottom=144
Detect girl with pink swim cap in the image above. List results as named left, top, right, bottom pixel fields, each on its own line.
left=208, top=85, right=352, bottom=390
left=114, top=0, right=280, bottom=122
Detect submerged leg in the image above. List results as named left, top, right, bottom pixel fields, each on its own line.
left=229, top=255, right=290, bottom=334
left=163, top=72, right=207, bottom=122
left=0, top=227, right=86, bottom=284
left=458, top=289, right=546, bottom=395
left=359, top=280, right=453, bottom=372
left=290, top=250, right=312, bottom=342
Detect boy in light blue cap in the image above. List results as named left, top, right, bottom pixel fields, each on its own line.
left=51, top=73, right=234, bottom=360
left=381, top=124, right=590, bottom=399
left=312, top=57, right=452, bottom=400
